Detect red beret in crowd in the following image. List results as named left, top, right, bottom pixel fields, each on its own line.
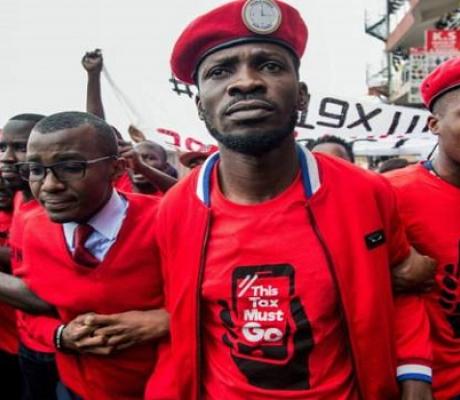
left=421, top=57, right=460, bottom=111
left=171, top=0, right=308, bottom=85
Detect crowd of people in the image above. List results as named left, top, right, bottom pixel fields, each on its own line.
left=0, top=0, right=459, bottom=399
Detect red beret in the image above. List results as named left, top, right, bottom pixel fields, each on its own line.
left=171, top=0, right=308, bottom=85
left=421, top=57, right=460, bottom=111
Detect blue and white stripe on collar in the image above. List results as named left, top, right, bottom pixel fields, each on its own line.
left=195, top=144, right=321, bottom=206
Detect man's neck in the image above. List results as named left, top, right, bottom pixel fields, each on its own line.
left=432, top=153, right=460, bottom=188
left=218, top=137, right=299, bottom=204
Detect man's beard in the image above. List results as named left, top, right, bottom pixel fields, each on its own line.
left=203, top=109, right=298, bottom=156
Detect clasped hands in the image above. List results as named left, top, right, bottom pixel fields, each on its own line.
left=60, top=308, right=169, bottom=355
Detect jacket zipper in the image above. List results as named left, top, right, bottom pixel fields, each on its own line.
left=195, top=210, right=211, bottom=400
left=306, top=204, right=364, bottom=400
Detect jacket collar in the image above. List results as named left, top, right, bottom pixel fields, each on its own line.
left=196, top=144, right=321, bottom=206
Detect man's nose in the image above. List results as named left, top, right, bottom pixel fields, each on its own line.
left=227, top=66, right=266, bottom=96
left=40, top=168, right=66, bottom=192
left=0, top=146, right=16, bottom=163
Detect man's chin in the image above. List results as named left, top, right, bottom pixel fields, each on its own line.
left=212, top=131, right=292, bottom=156
left=46, top=211, right=75, bottom=224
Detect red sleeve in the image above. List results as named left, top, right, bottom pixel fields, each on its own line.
left=378, top=177, right=432, bottom=381
left=385, top=183, right=411, bottom=267
left=21, top=313, right=61, bottom=350
left=394, top=294, right=432, bottom=382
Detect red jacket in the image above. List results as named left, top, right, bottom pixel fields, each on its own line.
left=387, top=163, right=460, bottom=399
left=147, top=146, right=431, bottom=400
left=23, top=192, right=164, bottom=400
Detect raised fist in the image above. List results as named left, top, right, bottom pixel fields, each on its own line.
left=82, top=49, right=103, bottom=74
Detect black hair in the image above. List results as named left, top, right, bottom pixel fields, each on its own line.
left=378, top=157, right=409, bottom=174
left=33, top=111, right=118, bottom=156
left=308, top=134, right=355, bottom=163
left=9, top=113, right=46, bottom=124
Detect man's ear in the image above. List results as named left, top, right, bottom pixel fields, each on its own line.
left=195, top=95, right=205, bottom=121
left=111, top=157, right=127, bottom=181
left=297, top=82, right=309, bottom=112
left=428, top=115, right=440, bottom=137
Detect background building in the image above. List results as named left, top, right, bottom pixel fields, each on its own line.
left=366, top=0, right=460, bottom=106
left=358, top=0, right=460, bottom=168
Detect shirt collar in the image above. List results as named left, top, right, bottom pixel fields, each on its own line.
left=63, top=190, right=128, bottom=242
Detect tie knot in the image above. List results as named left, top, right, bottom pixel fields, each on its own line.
left=74, top=223, right=94, bottom=248
left=72, top=223, right=99, bottom=267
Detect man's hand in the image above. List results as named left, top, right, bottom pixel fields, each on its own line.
left=84, top=309, right=169, bottom=352
left=60, top=313, right=101, bottom=352
left=128, top=125, right=147, bottom=143
left=82, top=49, right=103, bottom=74
left=121, top=147, right=146, bottom=174
left=400, top=380, right=433, bottom=400
left=392, top=248, right=436, bottom=293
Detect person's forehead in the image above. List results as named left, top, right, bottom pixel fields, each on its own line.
left=202, top=42, right=293, bottom=64
left=199, top=42, right=295, bottom=68
left=28, top=125, right=98, bottom=155
left=440, top=88, right=460, bottom=112
left=313, top=143, right=348, bottom=156
left=135, top=143, right=163, bottom=156
left=2, top=120, right=35, bottom=140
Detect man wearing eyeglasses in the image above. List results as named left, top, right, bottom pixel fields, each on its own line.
left=0, top=111, right=169, bottom=400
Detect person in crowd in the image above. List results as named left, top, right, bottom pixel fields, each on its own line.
left=0, top=111, right=169, bottom=399
left=308, top=134, right=355, bottom=163
left=0, top=113, right=62, bottom=400
left=379, top=157, right=410, bottom=174
left=129, top=141, right=176, bottom=195
left=82, top=49, right=178, bottom=192
left=146, top=1, right=434, bottom=399
left=0, top=173, right=20, bottom=399
left=386, top=57, right=460, bottom=399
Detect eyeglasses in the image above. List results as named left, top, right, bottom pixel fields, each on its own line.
left=17, top=156, right=116, bottom=182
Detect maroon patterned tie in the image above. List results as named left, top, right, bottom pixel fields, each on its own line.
left=72, top=224, right=99, bottom=267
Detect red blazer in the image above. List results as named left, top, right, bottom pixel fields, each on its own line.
left=147, top=146, right=431, bottom=400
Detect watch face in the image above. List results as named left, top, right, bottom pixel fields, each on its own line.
left=242, top=0, right=282, bottom=35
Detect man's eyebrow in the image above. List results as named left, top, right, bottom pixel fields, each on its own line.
left=203, top=54, right=239, bottom=68
left=26, top=151, right=86, bottom=163
left=52, top=152, right=86, bottom=160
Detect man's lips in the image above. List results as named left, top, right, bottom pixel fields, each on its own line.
left=225, top=100, right=275, bottom=116
left=41, top=198, right=76, bottom=211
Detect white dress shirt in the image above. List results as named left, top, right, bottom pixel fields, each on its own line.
left=63, top=190, right=128, bottom=261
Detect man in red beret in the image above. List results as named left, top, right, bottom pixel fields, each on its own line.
left=386, top=56, right=460, bottom=399
left=148, top=1, right=434, bottom=399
